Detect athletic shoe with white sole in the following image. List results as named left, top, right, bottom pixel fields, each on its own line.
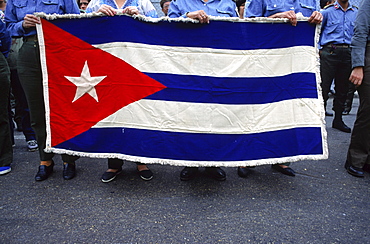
left=27, top=140, right=38, bottom=152
left=0, top=166, right=11, bottom=175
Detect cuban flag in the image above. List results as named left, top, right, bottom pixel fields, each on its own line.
left=37, top=14, right=327, bottom=167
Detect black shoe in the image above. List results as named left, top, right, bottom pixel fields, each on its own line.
left=237, top=167, right=252, bottom=178
left=332, top=120, right=351, bottom=133
left=325, top=111, right=333, bottom=116
left=180, top=167, right=198, bottom=181
left=63, top=162, right=76, bottom=180
left=101, top=169, right=122, bottom=183
left=205, top=167, right=226, bottom=181
left=35, top=161, right=54, bottom=181
left=345, top=161, right=364, bottom=177
left=138, top=169, right=153, bottom=181
left=271, top=164, right=295, bottom=176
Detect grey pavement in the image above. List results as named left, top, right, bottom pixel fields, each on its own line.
left=1, top=96, right=369, bottom=244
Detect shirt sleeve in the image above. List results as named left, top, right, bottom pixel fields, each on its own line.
left=0, top=20, right=11, bottom=57
left=351, top=0, right=370, bottom=68
left=5, top=0, right=80, bottom=38
left=318, top=8, right=328, bottom=47
left=138, top=0, right=158, bottom=18
left=85, top=0, right=101, bottom=13
left=168, top=0, right=184, bottom=18
left=65, top=0, right=81, bottom=14
left=244, top=0, right=264, bottom=18
left=4, top=0, right=26, bottom=37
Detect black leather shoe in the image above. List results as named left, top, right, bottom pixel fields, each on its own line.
left=138, top=169, right=153, bottom=181
left=101, top=169, right=122, bottom=183
left=63, top=162, right=76, bottom=180
left=345, top=161, right=364, bottom=177
left=325, top=111, right=333, bottom=116
left=205, top=167, right=226, bottom=181
left=237, top=167, right=252, bottom=178
left=180, top=167, right=198, bottom=181
left=35, top=161, right=54, bottom=181
left=332, top=120, right=351, bottom=133
left=271, top=164, right=295, bottom=176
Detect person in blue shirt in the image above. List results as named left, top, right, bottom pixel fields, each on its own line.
left=168, top=0, right=238, bottom=181
left=5, top=0, right=81, bottom=181
left=245, top=0, right=322, bottom=26
left=345, top=0, right=370, bottom=177
left=319, top=0, right=358, bottom=133
left=86, top=0, right=157, bottom=183
left=168, top=0, right=238, bottom=24
left=86, top=0, right=158, bottom=18
left=241, top=0, right=322, bottom=177
left=0, top=18, right=12, bottom=176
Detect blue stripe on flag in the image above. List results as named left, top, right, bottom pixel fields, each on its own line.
left=57, top=127, right=323, bottom=161
left=145, top=72, right=318, bottom=104
left=52, top=15, right=315, bottom=50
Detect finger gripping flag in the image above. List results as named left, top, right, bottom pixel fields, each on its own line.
left=38, top=14, right=327, bottom=167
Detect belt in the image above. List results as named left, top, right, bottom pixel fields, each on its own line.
left=324, top=43, right=350, bottom=48
left=23, top=35, right=38, bottom=42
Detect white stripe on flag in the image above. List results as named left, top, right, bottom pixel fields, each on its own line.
left=94, top=42, right=316, bottom=77
left=93, top=98, right=322, bottom=134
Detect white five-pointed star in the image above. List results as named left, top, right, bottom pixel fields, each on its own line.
left=65, top=61, right=107, bottom=103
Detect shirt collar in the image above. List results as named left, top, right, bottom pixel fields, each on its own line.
left=334, top=1, right=355, bottom=11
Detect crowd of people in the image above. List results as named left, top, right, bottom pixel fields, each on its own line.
left=0, top=0, right=369, bottom=183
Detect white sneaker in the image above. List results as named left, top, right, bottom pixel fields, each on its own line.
left=0, top=166, right=11, bottom=175
left=27, top=140, right=38, bottom=152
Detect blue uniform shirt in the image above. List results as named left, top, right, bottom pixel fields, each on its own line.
left=86, top=0, right=158, bottom=18
left=245, top=0, right=318, bottom=18
left=168, top=0, right=238, bottom=18
left=5, top=0, right=80, bottom=38
left=319, top=2, right=358, bottom=46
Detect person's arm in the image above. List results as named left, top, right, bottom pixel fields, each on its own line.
left=0, top=20, right=11, bottom=57
left=268, top=9, right=322, bottom=26
left=5, top=0, right=80, bottom=37
left=168, top=0, right=209, bottom=23
left=351, top=0, right=370, bottom=69
left=318, top=8, right=328, bottom=47
left=349, top=1, right=370, bottom=87
left=269, top=10, right=298, bottom=26
left=349, top=67, right=364, bottom=86
left=185, top=10, right=210, bottom=23
left=4, top=0, right=26, bottom=37
left=168, top=0, right=185, bottom=18
left=307, top=11, right=322, bottom=24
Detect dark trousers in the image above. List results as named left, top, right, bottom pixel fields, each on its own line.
left=346, top=48, right=370, bottom=168
left=344, top=82, right=356, bottom=113
left=0, top=53, right=13, bottom=167
left=108, top=159, right=144, bottom=169
left=320, top=46, right=352, bottom=113
left=10, top=67, right=36, bottom=141
left=17, top=40, right=78, bottom=163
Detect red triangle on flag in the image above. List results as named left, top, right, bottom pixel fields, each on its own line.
left=41, top=19, right=166, bottom=147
